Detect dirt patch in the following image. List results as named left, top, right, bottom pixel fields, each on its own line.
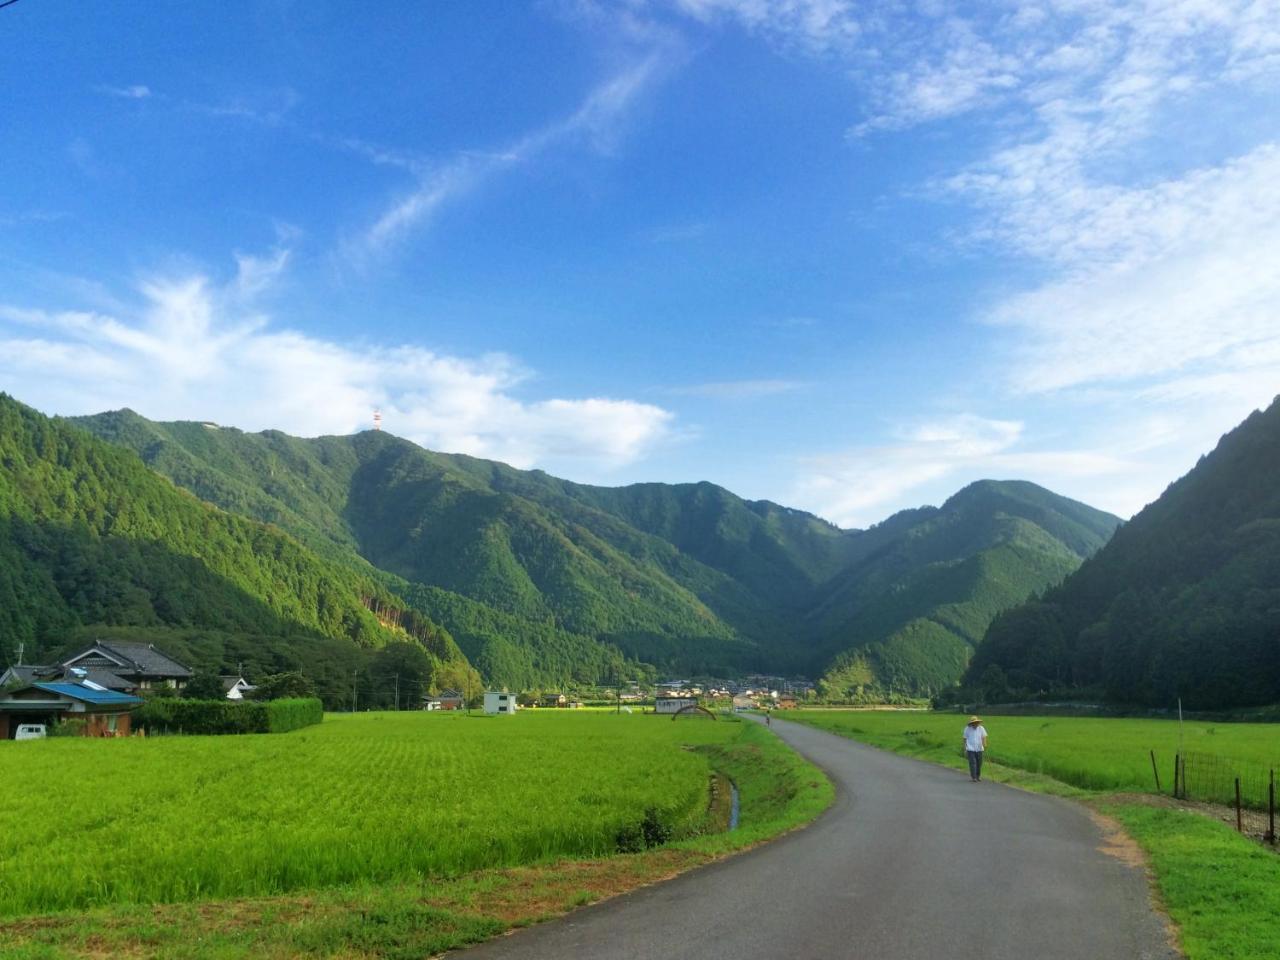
left=442, top=850, right=711, bottom=924
left=1089, top=808, right=1149, bottom=869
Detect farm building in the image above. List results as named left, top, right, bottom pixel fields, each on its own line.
left=541, top=692, right=567, bottom=708
left=0, top=680, right=143, bottom=738
left=483, top=692, right=517, bottom=715
left=655, top=695, right=699, bottom=715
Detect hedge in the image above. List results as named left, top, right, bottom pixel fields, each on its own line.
left=134, top=698, right=323, bottom=735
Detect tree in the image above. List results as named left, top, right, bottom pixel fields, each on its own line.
left=183, top=672, right=227, bottom=701
left=368, top=641, right=433, bottom=710
left=249, top=671, right=316, bottom=701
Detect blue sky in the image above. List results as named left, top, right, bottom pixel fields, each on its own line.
left=2, top=1, right=1279, bottom=527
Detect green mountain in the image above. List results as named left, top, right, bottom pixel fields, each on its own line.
left=969, top=396, right=1280, bottom=709
left=808, top=480, right=1121, bottom=698
left=0, top=395, right=472, bottom=706
left=70, top=408, right=1120, bottom=693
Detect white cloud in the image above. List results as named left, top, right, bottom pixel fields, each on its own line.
left=0, top=257, right=674, bottom=471
left=667, top=0, right=860, bottom=56
left=788, top=411, right=1203, bottom=527
left=792, top=415, right=1025, bottom=526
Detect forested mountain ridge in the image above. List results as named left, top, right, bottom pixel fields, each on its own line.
left=74, top=410, right=760, bottom=679
left=0, top=395, right=472, bottom=705
left=968, top=395, right=1280, bottom=708
left=808, top=480, right=1121, bottom=698
left=72, top=407, right=1120, bottom=691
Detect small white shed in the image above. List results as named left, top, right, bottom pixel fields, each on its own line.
left=483, top=691, right=518, bottom=715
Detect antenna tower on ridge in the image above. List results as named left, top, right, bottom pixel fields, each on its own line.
left=373, top=409, right=383, bottom=431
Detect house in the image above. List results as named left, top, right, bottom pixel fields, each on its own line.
left=541, top=692, right=567, bottom=708
left=221, top=676, right=256, bottom=701
left=655, top=695, right=699, bottom=715
left=0, top=679, right=143, bottom=738
left=776, top=694, right=799, bottom=710
left=483, top=691, right=517, bottom=715
left=61, top=641, right=192, bottom=692
left=1, top=662, right=135, bottom=694
left=426, top=689, right=465, bottom=711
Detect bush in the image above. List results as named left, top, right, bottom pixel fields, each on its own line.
left=135, top=697, right=322, bottom=735
left=615, top=807, right=673, bottom=853
left=264, top=698, right=324, bottom=733
left=48, top=718, right=86, bottom=738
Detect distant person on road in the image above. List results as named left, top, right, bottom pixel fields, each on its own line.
left=963, top=716, right=988, bottom=782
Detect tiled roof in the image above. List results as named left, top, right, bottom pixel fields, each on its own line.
left=68, top=642, right=192, bottom=678
left=31, top=682, right=144, bottom=705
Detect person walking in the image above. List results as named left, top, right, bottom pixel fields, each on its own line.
left=963, top=715, right=988, bottom=781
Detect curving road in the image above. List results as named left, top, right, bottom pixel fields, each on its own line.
left=451, top=716, right=1177, bottom=960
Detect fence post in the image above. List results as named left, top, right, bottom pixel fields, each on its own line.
left=1173, top=753, right=1180, bottom=800
left=1235, top=777, right=1243, bottom=833
left=1270, top=769, right=1275, bottom=845
left=1150, top=750, right=1162, bottom=793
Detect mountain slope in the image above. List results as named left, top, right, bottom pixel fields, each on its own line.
left=0, top=395, right=470, bottom=704
left=969, top=396, right=1280, bottom=708
left=71, top=409, right=1121, bottom=692
left=811, top=481, right=1121, bottom=697
left=74, top=411, right=761, bottom=679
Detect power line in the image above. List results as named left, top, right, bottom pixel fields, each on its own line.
left=0, top=1, right=23, bottom=11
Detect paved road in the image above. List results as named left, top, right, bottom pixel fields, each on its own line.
left=452, top=717, right=1176, bottom=960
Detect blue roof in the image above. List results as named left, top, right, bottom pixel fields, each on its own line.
left=32, top=683, right=144, bottom=705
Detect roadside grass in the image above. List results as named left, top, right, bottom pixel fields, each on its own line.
left=786, top=709, right=1280, bottom=960
left=1102, top=803, right=1280, bottom=960
left=0, top=717, right=831, bottom=959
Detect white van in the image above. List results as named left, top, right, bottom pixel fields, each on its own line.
left=14, top=723, right=47, bottom=741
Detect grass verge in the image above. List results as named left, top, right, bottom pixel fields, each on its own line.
left=785, top=710, right=1280, bottom=960
left=0, top=722, right=831, bottom=959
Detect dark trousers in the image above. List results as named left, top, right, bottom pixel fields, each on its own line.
left=967, top=750, right=984, bottom=780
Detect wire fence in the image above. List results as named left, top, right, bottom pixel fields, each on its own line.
left=1165, top=750, right=1277, bottom=842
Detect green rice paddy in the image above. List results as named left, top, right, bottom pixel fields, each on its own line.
left=0, top=711, right=771, bottom=918
left=786, top=709, right=1280, bottom=795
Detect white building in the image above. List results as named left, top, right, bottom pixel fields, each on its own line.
left=483, top=691, right=518, bottom=715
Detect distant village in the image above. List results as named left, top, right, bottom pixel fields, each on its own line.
left=1, top=639, right=816, bottom=738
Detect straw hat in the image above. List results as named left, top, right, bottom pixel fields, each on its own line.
left=968, top=715, right=982, bottom=724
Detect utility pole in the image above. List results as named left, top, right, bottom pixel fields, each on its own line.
left=15, top=642, right=23, bottom=667
left=352, top=670, right=359, bottom=713
left=394, top=673, right=400, bottom=712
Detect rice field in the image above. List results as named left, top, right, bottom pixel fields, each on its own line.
left=0, top=711, right=748, bottom=917
left=786, top=709, right=1280, bottom=794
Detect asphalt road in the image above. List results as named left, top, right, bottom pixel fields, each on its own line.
left=451, top=716, right=1177, bottom=960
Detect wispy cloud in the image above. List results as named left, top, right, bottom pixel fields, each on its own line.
left=352, top=52, right=671, bottom=261
left=665, top=378, right=804, bottom=399
left=793, top=414, right=1025, bottom=527
left=666, top=0, right=860, bottom=56
left=0, top=255, right=674, bottom=471
left=789, top=413, right=1163, bottom=527
left=94, top=84, right=152, bottom=100
left=192, top=87, right=300, bottom=126
left=681, top=0, right=1280, bottom=517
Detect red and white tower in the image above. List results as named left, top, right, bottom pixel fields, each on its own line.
left=373, top=409, right=383, bottom=431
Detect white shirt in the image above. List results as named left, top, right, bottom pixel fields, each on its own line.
left=963, top=724, right=987, bottom=751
